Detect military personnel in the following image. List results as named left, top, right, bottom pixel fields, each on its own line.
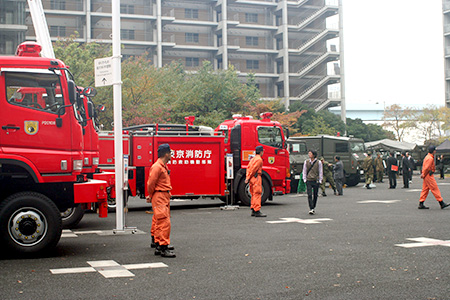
left=374, top=153, right=384, bottom=183
left=319, top=157, right=337, bottom=196
left=363, top=151, right=374, bottom=189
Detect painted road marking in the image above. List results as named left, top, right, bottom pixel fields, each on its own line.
left=61, top=229, right=146, bottom=238
left=406, top=189, right=422, bottom=192
left=395, top=237, right=450, bottom=248
left=266, top=218, right=332, bottom=224
left=50, top=260, right=168, bottom=278
left=288, top=194, right=307, bottom=198
left=358, top=200, right=402, bottom=204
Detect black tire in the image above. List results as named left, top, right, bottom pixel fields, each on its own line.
left=346, top=173, right=360, bottom=187
left=238, top=177, right=271, bottom=206
left=61, top=205, right=85, bottom=229
left=0, top=192, right=62, bottom=254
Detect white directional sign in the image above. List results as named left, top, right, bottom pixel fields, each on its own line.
left=395, top=237, right=450, bottom=248
left=266, top=217, right=332, bottom=224
left=358, top=200, right=402, bottom=204
left=94, top=57, right=113, bottom=87
left=50, top=260, right=168, bottom=278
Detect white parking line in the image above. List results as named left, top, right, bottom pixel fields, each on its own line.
left=50, top=260, right=168, bottom=278
left=267, top=217, right=332, bottom=224
left=395, top=237, right=450, bottom=248
left=358, top=200, right=402, bottom=204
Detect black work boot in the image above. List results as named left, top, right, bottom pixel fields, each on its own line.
left=322, top=192, right=327, bottom=197
left=418, top=202, right=429, bottom=209
left=366, top=184, right=372, bottom=189
left=333, top=189, right=337, bottom=195
left=254, top=210, right=267, bottom=217
left=154, top=243, right=162, bottom=255
left=251, top=208, right=255, bottom=217
left=160, top=245, right=176, bottom=258
left=151, top=236, right=156, bottom=248
left=439, top=201, right=450, bottom=209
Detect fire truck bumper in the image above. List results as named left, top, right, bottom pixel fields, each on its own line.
left=74, top=179, right=108, bottom=218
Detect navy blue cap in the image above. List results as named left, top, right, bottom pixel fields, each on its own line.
left=429, top=145, right=436, bottom=153
left=158, top=143, right=171, bottom=154
left=255, top=146, right=264, bottom=153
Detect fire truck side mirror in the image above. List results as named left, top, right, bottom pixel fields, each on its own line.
left=87, top=101, right=94, bottom=119
left=56, top=117, right=63, bottom=128
left=67, top=80, right=77, bottom=104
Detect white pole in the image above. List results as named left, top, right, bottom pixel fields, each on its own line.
left=27, top=0, right=55, bottom=58
left=339, top=0, right=347, bottom=129
left=112, top=0, right=124, bottom=231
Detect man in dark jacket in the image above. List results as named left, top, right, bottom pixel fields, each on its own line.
left=387, top=152, right=398, bottom=189
left=401, top=152, right=410, bottom=188
left=333, top=156, right=344, bottom=196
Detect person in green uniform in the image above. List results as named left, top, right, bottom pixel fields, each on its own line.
left=363, top=151, right=374, bottom=189
left=374, top=153, right=384, bottom=183
left=319, top=157, right=337, bottom=196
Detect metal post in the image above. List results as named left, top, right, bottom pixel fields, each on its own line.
left=112, top=0, right=124, bottom=232
left=282, top=0, right=290, bottom=110
left=222, top=0, right=228, bottom=69
left=338, top=0, right=347, bottom=131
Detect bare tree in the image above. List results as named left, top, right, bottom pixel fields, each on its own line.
left=382, top=104, right=416, bottom=141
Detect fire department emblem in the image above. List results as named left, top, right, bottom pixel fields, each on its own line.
left=24, top=121, right=39, bottom=135
left=268, top=157, right=275, bottom=164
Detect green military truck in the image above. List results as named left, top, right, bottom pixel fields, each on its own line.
left=287, top=135, right=366, bottom=190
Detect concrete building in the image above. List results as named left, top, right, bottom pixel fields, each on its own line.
left=12, top=0, right=343, bottom=110
left=0, top=0, right=27, bottom=54
left=444, top=0, right=450, bottom=107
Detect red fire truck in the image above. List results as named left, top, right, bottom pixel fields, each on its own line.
left=0, top=42, right=109, bottom=254
left=98, top=113, right=290, bottom=205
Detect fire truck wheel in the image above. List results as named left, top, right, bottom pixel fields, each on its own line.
left=0, top=192, right=62, bottom=254
left=238, top=178, right=270, bottom=206
left=61, top=205, right=85, bottom=229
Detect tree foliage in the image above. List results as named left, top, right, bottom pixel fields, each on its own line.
left=382, top=104, right=416, bottom=141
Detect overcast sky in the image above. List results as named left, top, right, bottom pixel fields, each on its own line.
left=341, top=0, right=445, bottom=109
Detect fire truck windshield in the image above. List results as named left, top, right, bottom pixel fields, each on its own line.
left=6, top=71, right=64, bottom=113
left=258, top=126, right=283, bottom=148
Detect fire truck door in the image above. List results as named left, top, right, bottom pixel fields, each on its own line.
left=0, top=70, right=74, bottom=174
left=256, top=126, right=287, bottom=176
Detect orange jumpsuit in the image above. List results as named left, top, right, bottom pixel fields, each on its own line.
left=420, top=153, right=443, bottom=203
left=246, top=155, right=263, bottom=212
left=147, top=158, right=172, bottom=246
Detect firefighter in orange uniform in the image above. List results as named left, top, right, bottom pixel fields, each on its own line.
left=146, top=144, right=176, bottom=257
left=418, top=146, right=450, bottom=210
left=245, top=145, right=267, bottom=217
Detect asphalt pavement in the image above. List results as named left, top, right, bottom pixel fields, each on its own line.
left=1, top=174, right=450, bottom=300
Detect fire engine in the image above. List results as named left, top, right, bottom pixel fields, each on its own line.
left=0, top=42, right=109, bottom=254
left=98, top=113, right=290, bottom=205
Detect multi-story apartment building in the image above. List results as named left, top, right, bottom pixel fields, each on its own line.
left=0, top=0, right=27, bottom=54
left=444, top=0, right=450, bottom=107
left=18, top=0, right=342, bottom=110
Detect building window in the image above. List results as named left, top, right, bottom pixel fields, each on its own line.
left=50, top=0, right=66, bottom=10
left=245, top=36, right=259, bottom=46
left=121, top=29, right=135, bottom=40
left=185, top=8, right=198, bottom=19
left=185, top=33, right=199, bottom=43
left=246, top=60, right=259, bottom=70
left=120, top=4, right=134, bottom=14
left=245, top=13, right=258, bottom=23
left=50, top=26, right=66, bottom=37
left=186, top=57, right=199, bottom=67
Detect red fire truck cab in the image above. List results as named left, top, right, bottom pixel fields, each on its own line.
left=0, top=42, right=108, bottom=254
left=215, top=113, right=291, bottom=205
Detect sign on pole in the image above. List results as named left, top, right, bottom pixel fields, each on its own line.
left=226, top=154, right=234, bottom=179
left=94, top=57, right=113, bottom=87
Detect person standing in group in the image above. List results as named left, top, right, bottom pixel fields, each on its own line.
left=387, top=152, right=398, bottom=189
left=437, top=154, right=445, bottom=180
left=401, top=152, right=410, bottom=189
left=146, top=143, right=176, bottom=258
left=362, top=151, right=374, bottom=189
left=374, top=153, right=384, bottom=183
left=418, top=146, right=450, bottom=209
left=406, top=152, right=414, bottom=182
left=333, top=156, right=344, bottom=196
left=245, top=145, right=267, bottom=217
left=319, top=157, right=337, bottom=196
left=302, top=150, right=323, bottom=215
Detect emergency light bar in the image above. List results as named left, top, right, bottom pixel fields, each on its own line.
left=16, top=42, right=42, bottom=57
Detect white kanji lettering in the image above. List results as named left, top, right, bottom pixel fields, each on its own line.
left=196, top=160, right=200, bottom=164
left=185, top=160, right=189, bottom=165
left=202, top=160, right=206, bottom=165
left=172, top=160, right=177, bottom=165
left=186, top=150, right=194, bottom=158
left=190, top=160, right=195, bottom=165
left=204, top=150, right=212, bottom=159
left=176, top=150, right=184, bottom=158
left=195, top=150, right=203, bottom=158
left=179, top=160, right=183, bottom=165
left=171, top=150, right=175, bottom=158
left=207, top=160, right=212, bottom=164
